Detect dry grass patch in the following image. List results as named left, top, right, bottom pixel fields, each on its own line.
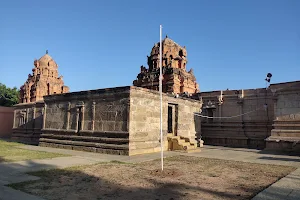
left=0, top=140, right=68, bottom=162
left=9, top=155, right=296, bottom=200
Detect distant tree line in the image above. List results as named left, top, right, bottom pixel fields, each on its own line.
left=0, top=83, right=19, bottom=107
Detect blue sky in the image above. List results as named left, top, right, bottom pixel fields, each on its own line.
left=0, top=0, right=299, bottom=92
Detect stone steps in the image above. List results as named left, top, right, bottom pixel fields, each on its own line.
left=11, top=132, right=41, bottom=145
left=271, top=130, right=300, bottom=137
left=40, top=134, right=129, bottom=145
left=39, top=130, right=130, bottom=155
left=39, top=138, right=128, bottom=150
left=265, top=136, right=300, bottom=154
left=39, top=142, right=129, bottom=155
left=167, top=135, right=199, bottom=152
left=266, top=136, right=300, bottom=142
left=42, top=129, right=129, bottom=138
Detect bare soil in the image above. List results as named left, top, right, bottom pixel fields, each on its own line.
left=10, top=155, right=296, bottom=200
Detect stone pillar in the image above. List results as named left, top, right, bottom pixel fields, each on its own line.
left=42, top=104, right=47, bottom=129
left=172, top=105, right=176, bottom=135
left=218, top=105, right=222, bottom=123
left=81, top=105, right=85, bottom=131
left=19, top=113, right=21, bottom=127
left=66, top=102, right=71, bottom=130
left=33, top=107, right=36, bottom=119
left=13, top=109, right=16, bottom=128
left=26, top=108, right=29, bottom=123
left=92, top=101, right=96, bottom=131
left=75, top=108, right=80, bottom=133
left=33, top=107, right=36, bottom=130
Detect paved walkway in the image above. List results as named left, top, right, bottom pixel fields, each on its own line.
left=0, top=144, right=299, bottom=200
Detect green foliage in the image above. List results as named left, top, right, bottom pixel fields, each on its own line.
left=0, top=83, right=19, bottom=107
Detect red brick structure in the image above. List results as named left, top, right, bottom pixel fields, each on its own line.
left=19, top=51, right=69, bottom=103
left=0, top=106, right=14, bottom=138
left=133, top=36, right=199, bottom=95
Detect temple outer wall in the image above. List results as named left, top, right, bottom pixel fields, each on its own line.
left=12, top=101, right=44, bottom=144
left=266, top=81, right=300, bottom=153
left=199, top=88, right=274, bottom=149
left=40, top=87, right=130, bottom=155
left=0, top=106, right=14, bottom=138
left=129, top=87, right=202, bottom=155
left=11, top=86, right=202, bottom=156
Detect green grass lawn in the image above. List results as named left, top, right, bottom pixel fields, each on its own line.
left=0, top=140, right=68, bottom=162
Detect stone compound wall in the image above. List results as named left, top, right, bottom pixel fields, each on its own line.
left=40, top=87, right=130, bottom=155
left=199, top=88, right=274, bottom=149
left=12, top=101, right=44, bottom=144
left=0, top=106, right=14, bottom=138
left=266, top=81, right=300, bottom=153
left=129, top=87, right=201, bottom=155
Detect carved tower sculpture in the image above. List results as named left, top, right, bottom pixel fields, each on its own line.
left=133, top=36, right=199, bottom=95
left=19, top=51, right=69, bottom=103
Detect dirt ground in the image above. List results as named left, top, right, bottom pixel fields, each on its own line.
left=10, top=155, right=295, bottom=200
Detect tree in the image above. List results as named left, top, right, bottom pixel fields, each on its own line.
left=0, top=83, right=19, bottom=107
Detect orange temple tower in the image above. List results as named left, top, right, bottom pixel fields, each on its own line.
left=133, top=36, right=199, bottom=95
left=19, top=51, right=69, bottom=103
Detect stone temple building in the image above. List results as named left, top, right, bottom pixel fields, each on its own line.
left=12, top=36, right=300, bottom=155
left=19, top=51, right=69, bottom=103
left=133, top=36, right=199, bottom=95
left=12, top=44, right=202, bottom=155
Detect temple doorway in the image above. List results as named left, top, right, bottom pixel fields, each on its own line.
left=167, top=104, right=178, bottom=136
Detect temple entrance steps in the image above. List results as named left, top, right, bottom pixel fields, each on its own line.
left=167, top=134, right=201, bottom=153
left=38, top=130, right=129, bottom=155
left=11, top=128, right=41, bottom=145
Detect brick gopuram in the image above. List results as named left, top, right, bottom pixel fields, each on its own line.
left=133, top=36, right=199, bottom=95
left=19, top=51, right=69, bottom=103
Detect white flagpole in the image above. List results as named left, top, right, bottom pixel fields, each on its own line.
left=159, top=25, right=163, bottom=171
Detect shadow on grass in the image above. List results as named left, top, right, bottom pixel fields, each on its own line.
left=0, top=156, right=6, bottom=163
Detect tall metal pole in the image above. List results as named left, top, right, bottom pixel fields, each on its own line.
left=159, top=25, right=164, bottom=171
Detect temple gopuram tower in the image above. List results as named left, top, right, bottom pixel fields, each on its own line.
left=19, top=51, right=69, bottom=103
left=133, top=36, right=199, bottom=95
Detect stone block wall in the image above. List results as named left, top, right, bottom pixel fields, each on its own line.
left=12, top=101, right=44, bottom=144
left=129, top=87, right=201, bottom=155
left=40, top=87, right=130, bottom=155
left=199, top=88, right=274, bottom=149
left=129, top=87, right=168, bottom=155
left=266, top=81, right=300, bottom=153
left=11, top=86, right=202, bottom=156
